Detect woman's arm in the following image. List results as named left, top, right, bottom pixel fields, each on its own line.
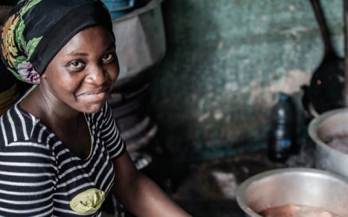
left=0, top=142, right=56, bottom=216
left=111, top=151, right=191, bottom=217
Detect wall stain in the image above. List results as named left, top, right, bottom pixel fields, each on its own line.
left=149, top=0, right=344, bottom=161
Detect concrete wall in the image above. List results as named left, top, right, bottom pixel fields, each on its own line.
left=148, top=0, right=344, bottom=161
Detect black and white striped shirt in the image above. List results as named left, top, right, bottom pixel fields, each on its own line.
left=0, top=102, right=125, bottom=216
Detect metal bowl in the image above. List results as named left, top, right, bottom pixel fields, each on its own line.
left=308, top=108, right=348, bottom=179
left=236, top=168, right=348, bottom=217
left=112, top=0, right=166, bottom=88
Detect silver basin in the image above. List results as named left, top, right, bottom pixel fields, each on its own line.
left=308, top=108, right=348, bottom=179
left=236, top=168, right=348, bottom=217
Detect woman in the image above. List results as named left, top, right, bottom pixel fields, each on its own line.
left=0, top=0, right=190, bottom=216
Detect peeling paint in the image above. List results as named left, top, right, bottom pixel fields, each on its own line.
left=213, top=109, right=224, bottom=121
left=289, top=4, right=296, bottom=12
left=224, top=82, right=239, bottom=92
left=245, top=69, right=311, bottom=106
left=217, top=42, right=224, bottom=50
left=261, top=15, right=268, bottom=23
left=225, top=48, right=234, bottom=59
left=241, top=86, right=250, bottom=94
left=280, top=26, right=309, bottom=36
left=268, top=69, right=311, bottom=94
left=191, top=94, right=198, bottom=101
left=198, top=99, right=206, bottom=110
left=243, top=59, right=250, bottom=65
left=225, top=115, right=231, bottom=124
left=198, top=112, right=211, bottom=122
left=207, top=85, right=214, bottom=91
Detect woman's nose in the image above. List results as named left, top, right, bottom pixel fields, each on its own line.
left=85, top=66, right=108, bottom=84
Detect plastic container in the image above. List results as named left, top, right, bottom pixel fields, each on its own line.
left=267, top=92, right=297, bottom=163
left=102, top=0, right=135, bottom=19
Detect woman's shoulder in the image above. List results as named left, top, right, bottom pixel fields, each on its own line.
left=0, top=103, right=54, bottom=148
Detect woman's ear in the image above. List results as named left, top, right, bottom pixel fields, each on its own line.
left=41, top=72, right=46, bottom=79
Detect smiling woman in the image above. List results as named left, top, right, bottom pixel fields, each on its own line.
left=0, top=0, right=191, bottom=217
left=39, top=26, right=119, bottom=115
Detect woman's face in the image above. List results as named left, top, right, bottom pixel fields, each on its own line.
left=41, top=26, right=119, bottom=114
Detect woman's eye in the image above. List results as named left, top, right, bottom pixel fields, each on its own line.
left=102, top=53, right=115, bottom=62
left=69, top=61, right=85, bottom=69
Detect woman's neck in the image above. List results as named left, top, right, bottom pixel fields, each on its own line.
left=19, top=85, right=81, bottom=131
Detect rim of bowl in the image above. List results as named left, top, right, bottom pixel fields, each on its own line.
left=308, top=108, right=348, bottom=157
left=236, top=167, right=348, bottom=216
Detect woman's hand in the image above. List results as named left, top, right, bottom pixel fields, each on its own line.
left=111, top=151, right=191, bottom=217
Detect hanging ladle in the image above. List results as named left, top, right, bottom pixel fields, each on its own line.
left=302, top=0, right=345, bottom=118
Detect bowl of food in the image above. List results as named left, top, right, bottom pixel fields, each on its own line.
left=236, top=168, right=348, bottom=217
left=308, top=108, right=348, bottom=179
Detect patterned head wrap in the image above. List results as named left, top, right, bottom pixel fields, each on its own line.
left=0, top=0, right=114, bottom=84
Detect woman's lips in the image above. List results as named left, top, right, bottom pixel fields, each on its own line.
left=77, top=88, right=109, bottom=102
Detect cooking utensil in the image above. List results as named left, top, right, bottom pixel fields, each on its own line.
left=236, top=168, right=348, bottom=217
left=302, top=0, right=345, bottom=117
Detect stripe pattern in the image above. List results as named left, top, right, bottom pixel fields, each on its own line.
left=0, top=102, right=125, bottom=216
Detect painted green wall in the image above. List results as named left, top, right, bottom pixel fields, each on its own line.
left=148, top=0, right=344, bottom=161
